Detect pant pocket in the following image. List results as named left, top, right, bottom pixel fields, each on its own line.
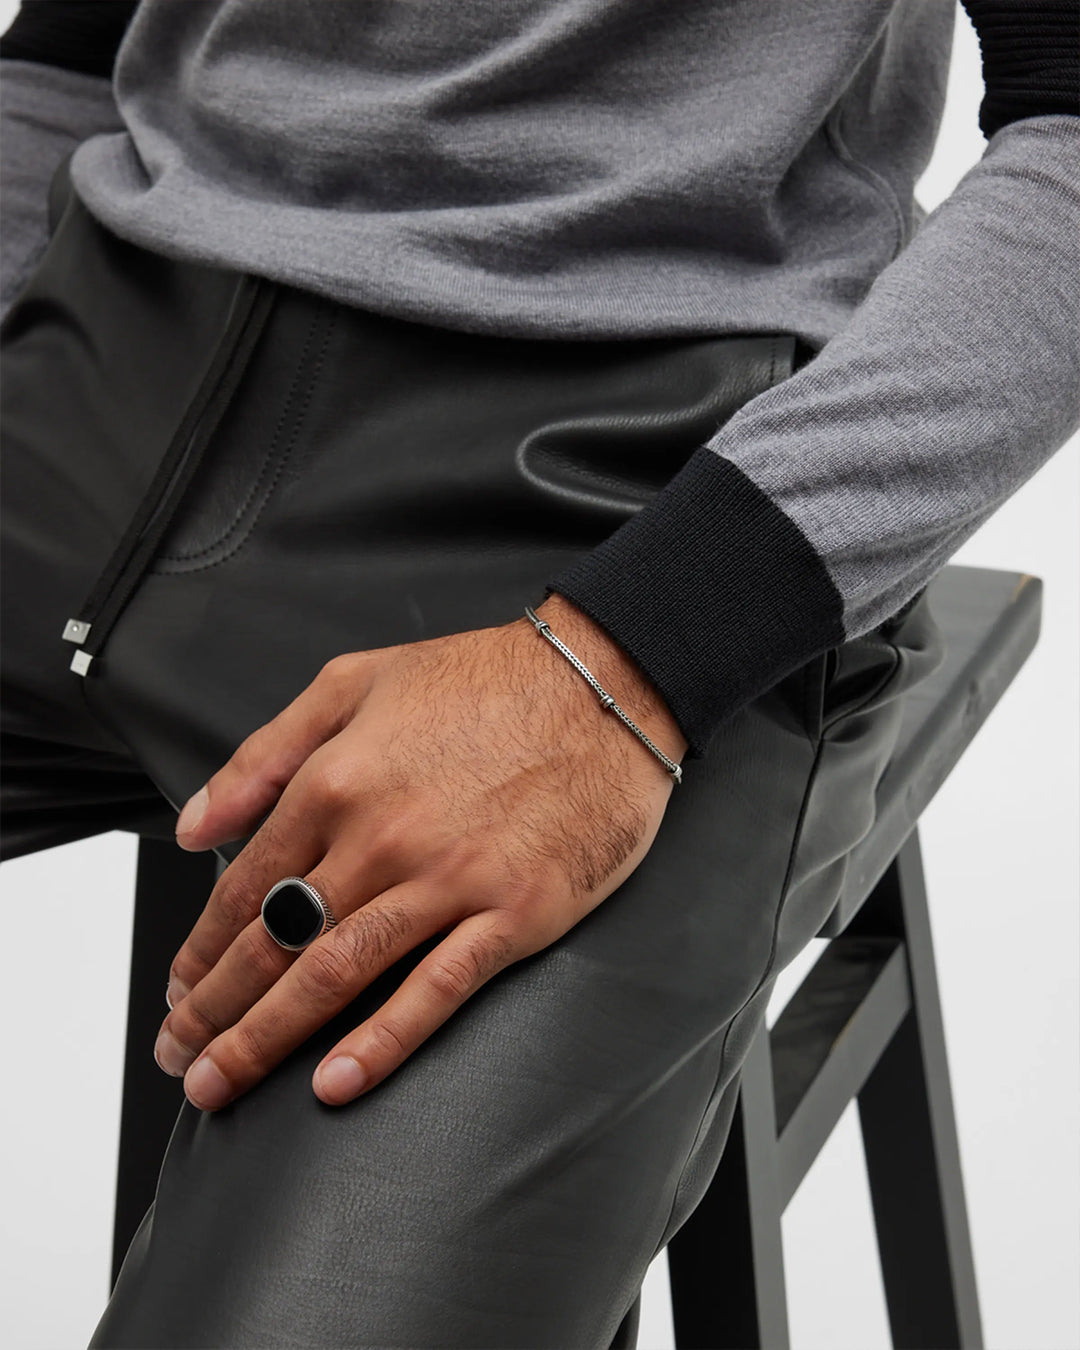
left=813, top=583, right=945, bottom=739
left=151, top=293, right=337, bottom=573
left=777, top=583, right=946, bottom=956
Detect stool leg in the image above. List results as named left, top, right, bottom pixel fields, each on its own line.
left=111, top=837, right=219, bottom=1287
left=668, top=1026, right=790, bottom=1350
left=854, top=829, right=984, bottom=1349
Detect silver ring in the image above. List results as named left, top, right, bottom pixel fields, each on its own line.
left=261, top=876, right=338, bottom=951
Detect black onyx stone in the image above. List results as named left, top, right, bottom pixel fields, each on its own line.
left=263, top=882, right=323, bottom=948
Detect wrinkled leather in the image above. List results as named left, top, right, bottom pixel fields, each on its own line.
left=2, top=162, right=944, bottom=1349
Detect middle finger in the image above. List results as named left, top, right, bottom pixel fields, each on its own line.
left=159, top=844, right=400, bottom=1075
left=182, top=877, right=459, bottom=1109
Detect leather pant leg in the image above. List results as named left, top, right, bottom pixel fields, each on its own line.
left=0, top=158, right=245, bottom=861
left=2, top=167, right=945, bottom=1349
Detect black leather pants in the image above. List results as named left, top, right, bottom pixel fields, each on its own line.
left=1, top=162, right=945, bottom=1350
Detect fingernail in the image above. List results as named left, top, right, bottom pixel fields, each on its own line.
left=185, top=1056, right=232, bottom=1111
left=155, top=1028, right=196, bottom=1077
left=176, top=785, right=209, bottom=843
left=315, top=1056, right=366, bottom=1103
left=165, top=975, right=190, bottom=1010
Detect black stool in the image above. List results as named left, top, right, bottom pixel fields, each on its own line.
left=667, top=564, right=1042, bottom=1349
left=111, top=564, right=1042, bottom=1349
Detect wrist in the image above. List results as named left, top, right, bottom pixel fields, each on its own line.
left=530, top=592, right=689, bottom=767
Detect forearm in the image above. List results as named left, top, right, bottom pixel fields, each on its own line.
left=550, top=110, right=1080, bottom=756
left=549, top=0, right=1079, bottom=757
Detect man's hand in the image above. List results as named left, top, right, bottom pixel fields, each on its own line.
left=154, top=594, right=687, bottom=1111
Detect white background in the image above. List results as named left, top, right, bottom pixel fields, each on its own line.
left=1, top=5, right=1077, bottom=1348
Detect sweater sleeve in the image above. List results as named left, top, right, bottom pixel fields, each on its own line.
left=0, top=2, right=136, bottom=316
left=548, top=2, right=1080, bottom=758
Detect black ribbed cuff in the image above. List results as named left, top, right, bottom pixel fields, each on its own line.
left=963, top=0, right=1080, bottom=138
left=546, top=446, right=844, bottom=758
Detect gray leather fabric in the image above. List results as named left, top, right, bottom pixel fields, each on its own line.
left=2, top=166, right=944, bottom=1349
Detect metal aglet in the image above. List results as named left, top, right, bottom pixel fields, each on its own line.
left=70, top=650, right=94, bottom=676
left=62, top=618, right=92, bottom=644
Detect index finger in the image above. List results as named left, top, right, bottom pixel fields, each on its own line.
left=175, top=652, right=372, bottom=852
left=167, top=787, right=326, bottom=1003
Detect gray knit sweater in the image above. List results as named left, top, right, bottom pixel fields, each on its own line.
left=2, top=0, right=1077, bottom=753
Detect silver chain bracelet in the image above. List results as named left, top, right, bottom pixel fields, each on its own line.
left=523, top=606, right=683, bottom=785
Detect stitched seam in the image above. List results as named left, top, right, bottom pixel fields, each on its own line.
left=824, top=108, right=907, bottom=260
left=156, top=311, right=338, bottom=575
left=157, top=310, right=324, bottom=564
left=817, top=0, right=911, bottom=262
left=802, top=651, right=823, bottom=749
left=657, top=626, right=908, bottom=1251
left=651, top=729, right=829, bottom=1256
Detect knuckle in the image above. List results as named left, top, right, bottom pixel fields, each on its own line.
left=498, top=916, right=547, bottom=961
left=230, top=1018, right=273, bottom=1069
left=505, top=868, right=557, bottom=914
left=480, top=915, right=520, bottom=961
left=305, top=759, right=359, bottom=812
left=184, top=934, right=222, bottom=977
left=337, top=901, right=413, bottom=970
left=429, top=931, right=512, bottom=1004
left=318, top=652, right=356, bottom=684
left=366, top=1017, right=409, bottom=1063
left=170, top=950, right=204, bottom=989
left=229, top=732, right=268, bottom=783
left=172, top=997, right=224, bottom=1046
left=296, top=939, right=355, bottom=998
left=428, top=839, right=502, bottom=901
left=434, top=831, right=488, bottom=877
left=235, top=927, right=288, bottom=986
left=426, top=953, right=478, bottom=1002
left=474, top=925, right=517, bottom=977
left=316, top=652, right=368, bottom=705
left=364, top=811, right=419, bottom=871
left=213, top=876, right=256, bottom=933
left=236, top=813, right=285, bottom=876
left=302, top=869, right=343, bottom=919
